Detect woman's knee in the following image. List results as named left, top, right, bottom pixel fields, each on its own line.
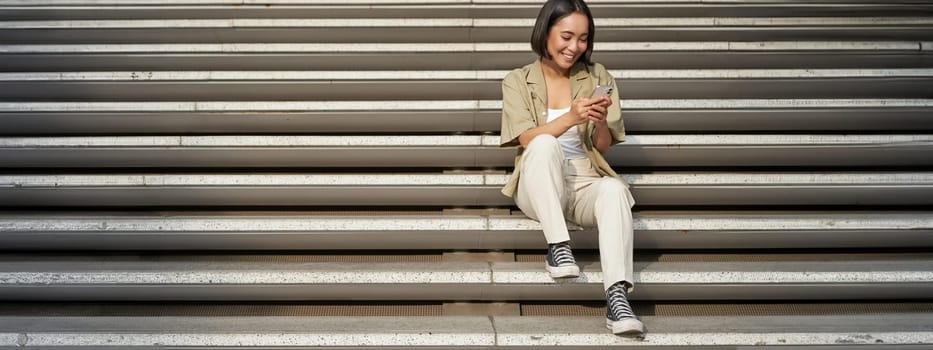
left=526, top=134, right=560, bottom=154
left=598, top=178, right=631, bottom=202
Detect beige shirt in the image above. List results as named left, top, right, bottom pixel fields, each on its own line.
left=499, top=59, right=627, bottom=198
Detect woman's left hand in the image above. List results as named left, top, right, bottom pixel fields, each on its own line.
left=587, top=97, right=611, bottom=124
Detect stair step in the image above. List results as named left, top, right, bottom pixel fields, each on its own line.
left=3, top=69, right=931, bottom=100
left=3, top=17, right=930, bottom=44
left=2, top=2, right=929, bottom=18
left=2, top=211, right=930, bottom=250
left=3, top=0, right=933, bottom=6
left=0, top=314, right=930, bottom=347
left=6, top=17, right=931, bottom=28
left=2, top=134, right=931, bottom=168
left=2, top=301, right=930, bottom=317
left=4, top=99, right=931, bottom=110
left=5, top=51, right=931, bottom=71
left=1, top=99, right=930, bottom=134
left=0, top=255, right=930, bottom=300
left=2, top=172, right=931, bottom=207
left=7, top=68, right=932, bottom=79
left=3, top=41, right=928, bottom=53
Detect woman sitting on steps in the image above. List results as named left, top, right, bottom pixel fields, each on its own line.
left=498, top=0, right=644, bottom=337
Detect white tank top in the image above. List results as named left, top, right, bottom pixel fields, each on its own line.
left=546, top=107, right=586, bottom=159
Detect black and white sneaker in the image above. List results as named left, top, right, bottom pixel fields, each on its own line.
left=545, top=241, right=580, bottom=278
left=606, top=281, right=645, bottom=336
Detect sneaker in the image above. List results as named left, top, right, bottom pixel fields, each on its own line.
left=606, top=282, right=645, bottom=337
left=545, top=241, right=580, bottom=278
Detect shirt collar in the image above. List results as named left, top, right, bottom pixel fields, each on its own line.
left=526, top=59, right=591, bottom=100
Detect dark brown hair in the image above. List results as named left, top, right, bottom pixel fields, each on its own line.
left=530, top=0, right=595, bottom=65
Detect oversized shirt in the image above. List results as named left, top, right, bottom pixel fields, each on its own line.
left=499, top=59, right=631, bottom=203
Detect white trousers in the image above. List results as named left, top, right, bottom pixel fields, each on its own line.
left=514, top=135, right=635, bottom=291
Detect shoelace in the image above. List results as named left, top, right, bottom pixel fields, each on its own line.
left=548, top=241, right=576, bottom=266
left=606, top=283, right=636, bottom=321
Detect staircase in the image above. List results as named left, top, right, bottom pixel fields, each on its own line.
left=1, top=0, right=932, bottom=348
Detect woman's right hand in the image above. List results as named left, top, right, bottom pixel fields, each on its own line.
left=566, top=97, right=607, bottom=126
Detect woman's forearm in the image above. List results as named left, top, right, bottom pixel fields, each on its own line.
left=592, top=121, right=612, bottom=154
left=517, top=115, right=578, bottom=148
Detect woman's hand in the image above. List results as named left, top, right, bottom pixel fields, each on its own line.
left=567, top=96, right=611, bottom=126
left=587, top=96, right=611, bottom=125
left=589, top=96, right=613, bottom=154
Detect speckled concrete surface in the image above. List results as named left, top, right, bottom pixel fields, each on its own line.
left=490, top=260, right=933, bottom=284
left=2, top=259, right=930, bottom=285
left=0, top=174, right=488, bottom=187
left=494, top=315, right=933, bottom=346
left=2, top=213, right=928, bottom=252
left=0, top=315, right=930, bottom=347
left=0, top=262, right=493, bottom=284
left=489, top=213, right=933, bottom=232
left=23, top=171, right=933, bottom=188
left=0, top=216, right=489, bottom=232
left=0, top=316, right=495, bottom=347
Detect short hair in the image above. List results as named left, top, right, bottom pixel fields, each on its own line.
left=530, top=0, right=595, bottom=65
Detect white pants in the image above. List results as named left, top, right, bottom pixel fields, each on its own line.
left=514, top=135, right=635, bottom=291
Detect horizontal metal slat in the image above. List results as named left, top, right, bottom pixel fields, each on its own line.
left=0, top=172, right=931, bottom=206
left=1, top=314, right=931, bottom=347
left=2, top=3, right=930, bottom=20
left=4, top=51, right=931, bottom=72
left=1, top=212, right=930, bottom=250
left=0, top=256, right=930, bottom=301
left=1, top=135, right=931, bottom=167
left=3, top=69, right=932, bottom=100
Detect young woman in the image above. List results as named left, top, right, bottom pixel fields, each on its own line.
left=499, top=0, right=644, bottom=336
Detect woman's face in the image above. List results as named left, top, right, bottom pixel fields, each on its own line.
left=544, top=12, right=589, bottom=72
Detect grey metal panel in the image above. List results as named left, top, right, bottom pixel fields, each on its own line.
left=0, top=147, right=511, bottom=168
left=0, top=186, right=515, bottom=207
left=1, top=227, right=930, bottom=251
left=2, top=211, right=929, bottom=250
left=3, top=78, right=932, bottom=100
left=5, top=27, right=933, bottom=44
left=2, top=52, right=929, bottom=71
left=1, top=183, right=931, bottom=206
left=624, top=108, right=933, bottom=132
left=0, top=27, right=478, bottom=44
left=631, top=185, right=933, bottom=206
left=2, top=4, right=929, bottom=20
left=0, top=81, right=505, bottom=101
left=604, top=141, right=933, bottom=167
left=0, top=111, right=501, bottom=134
left=0, top=255, right=930, bottom=300
left=0, top=108, right=928, bottom=134
left=0, top=283, right=929, bottom=302
left=1, top=141, right=931, bottom=167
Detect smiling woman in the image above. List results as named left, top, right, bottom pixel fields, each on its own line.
left=498, top=0, right=644, bottom=338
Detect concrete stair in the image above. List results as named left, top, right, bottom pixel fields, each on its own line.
left=2, top=211, right=930, bottom=250
left=1, top=253, right=931, bottom=300
left=3, top=314, right=932, bottom=348
left=1, top=0, right=932, bottom=348
left=2, top=134, right=933, bottom=167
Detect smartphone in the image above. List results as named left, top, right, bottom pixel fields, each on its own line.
left=591, top=84, right=613, bottom=99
